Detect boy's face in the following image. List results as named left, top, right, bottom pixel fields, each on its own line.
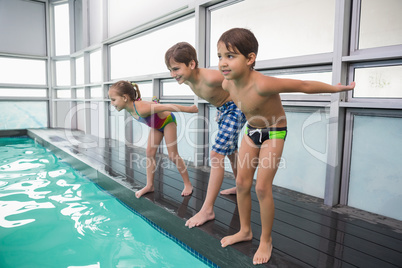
left=168, top=59, right=194, bottom=85
left=217, top=41, right=251, bottom=80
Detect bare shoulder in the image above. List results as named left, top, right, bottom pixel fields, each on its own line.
left=200, top=68, right=224, bottom=87
left=254, top=73, right=283, bottom=96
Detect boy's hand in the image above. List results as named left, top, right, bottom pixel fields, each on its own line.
left=335, top=81, right=355, bottom=92
left=188, top=105, right=199, bottom=113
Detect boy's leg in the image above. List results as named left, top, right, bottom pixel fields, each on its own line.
left=136, top=128, right=164, bottom=198
left=185, top=150, right=226, bottom=228
left=163, top=123, right=193, bottom=196
left=220, top=151, right=238, bottom=195
left=253, top=138, right=284, bottom=265
left=221, top=135, right=259, bottom=247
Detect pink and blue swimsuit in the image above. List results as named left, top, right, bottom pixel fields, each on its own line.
left=132, top=101, right=176, bottom=132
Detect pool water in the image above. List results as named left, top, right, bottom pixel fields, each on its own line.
left=0, top=137, right=209, bottom=268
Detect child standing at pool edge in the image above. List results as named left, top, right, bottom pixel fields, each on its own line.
left=165, top=42, right=247, bottom=228
left=217, top=28, right=355, bottom=265
left=109, top=81, right=198, bottom=198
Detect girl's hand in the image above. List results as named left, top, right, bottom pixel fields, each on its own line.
left=188, top=105, right=199, bottom=113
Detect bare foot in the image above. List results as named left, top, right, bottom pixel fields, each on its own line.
left=135, top=185, right=154, bottom=198
left=185, top=209, right=215, bottom=228
left=220, top=186, right=237, bottom=195
left=181, top=184, right=193, bottom=196
left=220, top=230, right=253, bottom=247
left=253, top=238, right=273, bottom=265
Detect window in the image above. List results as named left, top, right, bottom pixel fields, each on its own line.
left=0, top=57, right=46, bottom=85
left=161, top=80, right=194, bottom=98
left=348, top=114, right=402, bottom=220
left=358, top=0, right=402, bottom=49
left=0, top=89, right=47, bottom=98
left=352, top=64, right=402, bottom=98
left=90, top=50, right=102, bottom=83
left=90, top=87, right=103, bottom=99
left=0, top=101, right=47, bottom=129
left=54, top=3, right=70, bottom=56
left=55, top=60, right=71, bottom=86
left=274, top=108, right=330, bottom=198
left=110, top=17, right=195, bottom=79
left=209, top=0, right=335, bottom=66
left=0, top=0, right=46, bottom=56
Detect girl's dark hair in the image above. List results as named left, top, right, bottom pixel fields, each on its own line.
left=165, top=42, right=199, bottom=69
left=218, top=28, right=259, bottom=69
left=110, top=80, right=141, bottom=101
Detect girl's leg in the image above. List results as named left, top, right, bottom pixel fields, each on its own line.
left=135, top=128, right=164, bottom=198
left=253, top=138, right=285, bottom=265
left=163, top=123, right=193, bottom=196
left=221, top=135, right=259, bottom=247
left=220, top=151, right=238, bottom=195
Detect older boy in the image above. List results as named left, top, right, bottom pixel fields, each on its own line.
left=217, top=28, right=355, bottom=265
left=165, top=42, right=247, bottom=228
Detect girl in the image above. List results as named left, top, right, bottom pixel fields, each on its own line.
left=108, top=80, right=198, bottom=198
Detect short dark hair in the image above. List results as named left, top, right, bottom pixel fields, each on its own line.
left=165, top=42, right=199, bottom=69
left=218, top=28, right=258, bottom=69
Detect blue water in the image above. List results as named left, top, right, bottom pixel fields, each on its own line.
left=0, top=137, right=209, bottom=268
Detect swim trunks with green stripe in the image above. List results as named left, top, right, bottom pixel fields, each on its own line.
left=245, top=124, right=287, bottom=147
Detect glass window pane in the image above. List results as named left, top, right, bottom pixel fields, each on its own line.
left=56, top=89, right=71, bottom=99
left=54, top=3, right=70, bottom=56
left=0, top=88, right=47, bottom=98
left=55, top=60, right=71, bottom=86
left=136, top=82, right=153, bottom=99
left=274, top=109, right=329, bottom=198
left=210, top=0, right=335, bottom=66
left=162, top=80, right=194, bottom=97
left=90, top=87, right=102, bottom=99
left=110, top=17, right=195, bottom=79
left=359, top=0, right=402, bottom=49
left=353, top=65, right=402, bottom=98
left=0, top=57, right=46, bottom=85
left=108, top=0, right=191, bottom=37
left=75, top=57, right=84, bottom=85
left=76, top=88, right=85, bottom=99
left=90, top=50, right=102, bottom=83
left=0, top=0, right=46, bottom=56
left=0, top=101, right=47, bottom=129
left=348, top=115, right=402, bottom=221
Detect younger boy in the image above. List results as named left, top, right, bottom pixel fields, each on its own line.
left=165, top=42, right=247, bottom=228
left=217, top=28, right=355, bottom=265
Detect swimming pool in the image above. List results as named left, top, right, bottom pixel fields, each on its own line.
left=0, top=136, right=212, bottom=267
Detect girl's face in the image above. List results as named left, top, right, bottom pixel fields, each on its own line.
left=168, top=58, right=195, bottom=84
left=108, top=88, right=127, bottom=112
left=217, top=41, right=252, bottom=80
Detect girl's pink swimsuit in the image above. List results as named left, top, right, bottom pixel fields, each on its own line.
left=132, top=101, right=176, bottom=132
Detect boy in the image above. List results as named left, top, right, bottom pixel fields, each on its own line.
left=165, top=42, right=247, bottom=228
left=217, top=28, right=355, bottom=265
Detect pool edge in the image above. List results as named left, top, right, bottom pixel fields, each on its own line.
left=26, top=129, right=255, bottom=268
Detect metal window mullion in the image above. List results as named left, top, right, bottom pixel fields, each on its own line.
left=324, top=0, right=353, bottom=207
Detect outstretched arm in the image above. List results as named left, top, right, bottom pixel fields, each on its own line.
left=259, top=75, right=355, bottom=95
left=136, top=101, right=198, bottom=117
